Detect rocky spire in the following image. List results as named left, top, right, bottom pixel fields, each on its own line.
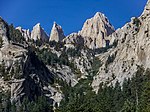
left=31, top=23, right=48, bottom=41
left=49, top=22, right=65, bottom=42
left=79, top=12, right=115, bottom=49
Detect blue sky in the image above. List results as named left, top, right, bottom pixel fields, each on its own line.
left=0, top=0, right=147, bottom=35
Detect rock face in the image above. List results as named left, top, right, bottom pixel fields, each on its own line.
left=16, top=27, right=31, bottom=41
left=49, top=65, right=78, bottom=87
left=0, top=42, right=55, bottom=102
left=141, top=0, right=150, bottom=18
left=0, top=17, right=9, bottom=46
left=92, top=0, right=150, bottom=93
left=49, top=22, right=65, bottom=42
left=63, top=12, right=115, bottom=49
left=0, top=18, right=55, bottom=104
left=31, top=23, right=48, bottom=41
left=19, top=52, right=54, bottom=101
left=79, top=12, right=115, bottom=49
left=63, top=33, right=84, bottom=48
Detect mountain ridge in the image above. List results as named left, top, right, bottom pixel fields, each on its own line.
left=0, top=0, right=150, bottom=111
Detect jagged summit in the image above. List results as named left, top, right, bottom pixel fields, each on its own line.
left=49, top=22, right=65, bottom=42
left=93, top=12, right=107, bottom=20
left=79, top=12, right=114, bottom=37
left=31, top=23, right=48, bottom=41
left=62, top=12, right=115, bottom=49
left=78, top=12, right=115, bottom=49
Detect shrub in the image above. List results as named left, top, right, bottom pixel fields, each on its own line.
left=0, top=36, right=3, bottom=48
left=133, top=17, right=141, bottom=27
left=89, top=57, right=102, bottom=76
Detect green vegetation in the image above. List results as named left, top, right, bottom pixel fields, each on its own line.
left=36, top=48, right=74, bottom=68
left=0, top=61, right=22, bottom=81
left=0, top=92, right=53, bottom=112
left=66, top=48, right=81, bottom=57
left=56, top=76, right=94, bottom=112
left=0, top=62, right=10, bottom=81
left=0, top=36, right=3, bottom=48
left=35, top=47, right=82, bottom=79
left=0, top=91, right=11, bottom=112
left=19, top=96, right=53, bottom=112
left=106, top=54, right=116, bottom=65
left=94, top=41, right=118, bottom=55
left=104, top=53, right=116, bottom=73
left=133, top=17, right=141, bottom=28
left=49, top=41, right=64, bottom=51
left=88, top=57, right=102, bottom=76
left=133, top=17, right=141, bottom=32
left=56, top=66, right=150, bottom=112
left=13, top=61, right=23, bottom=79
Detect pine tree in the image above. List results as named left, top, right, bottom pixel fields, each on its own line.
left=140, top=81, right=150, bottom=112
left=121, top=100, right=135, bottom=112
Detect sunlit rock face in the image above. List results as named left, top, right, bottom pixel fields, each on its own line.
left=141, top=0, right=150, bottom=18
left=31, top=23, right=48, bottom=41
left=79, top=12, right=115, bottom=49
left=49, top=22, right=65, bottom=42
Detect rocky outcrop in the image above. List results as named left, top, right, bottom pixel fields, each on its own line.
left=141, top=0, right=150, bottom=18
left=19, top=52, right=54, bottom=101
left=16, top=27, right=31, bottom=41
left=79, top=12, right=115, bottom=49
left=49, top=22, right=65, bottom=42
left=0, top=43, right=55, bottom=103
left=48, top=65, right=78, bottom=87
left=63, top=33, right=84, bottom=48
left=0, top=18, right=55, bottom=103
left=92, top=0, right=150, bottom=93
left=31, top=23, right=48, bottom=41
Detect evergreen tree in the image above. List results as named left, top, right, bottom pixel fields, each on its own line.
left=140, top=81, right=150, bottom=112
left=121, top=100, right=135, bottom=112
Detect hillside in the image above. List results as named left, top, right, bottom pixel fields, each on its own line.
left=0, top=0, right=150, bottom=112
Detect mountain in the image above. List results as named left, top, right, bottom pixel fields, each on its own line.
left=0, top=0, right=150, bottom=112
left=92, top=0, right=150, bottom=93
left=63, top=12, right=115, bottom=49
